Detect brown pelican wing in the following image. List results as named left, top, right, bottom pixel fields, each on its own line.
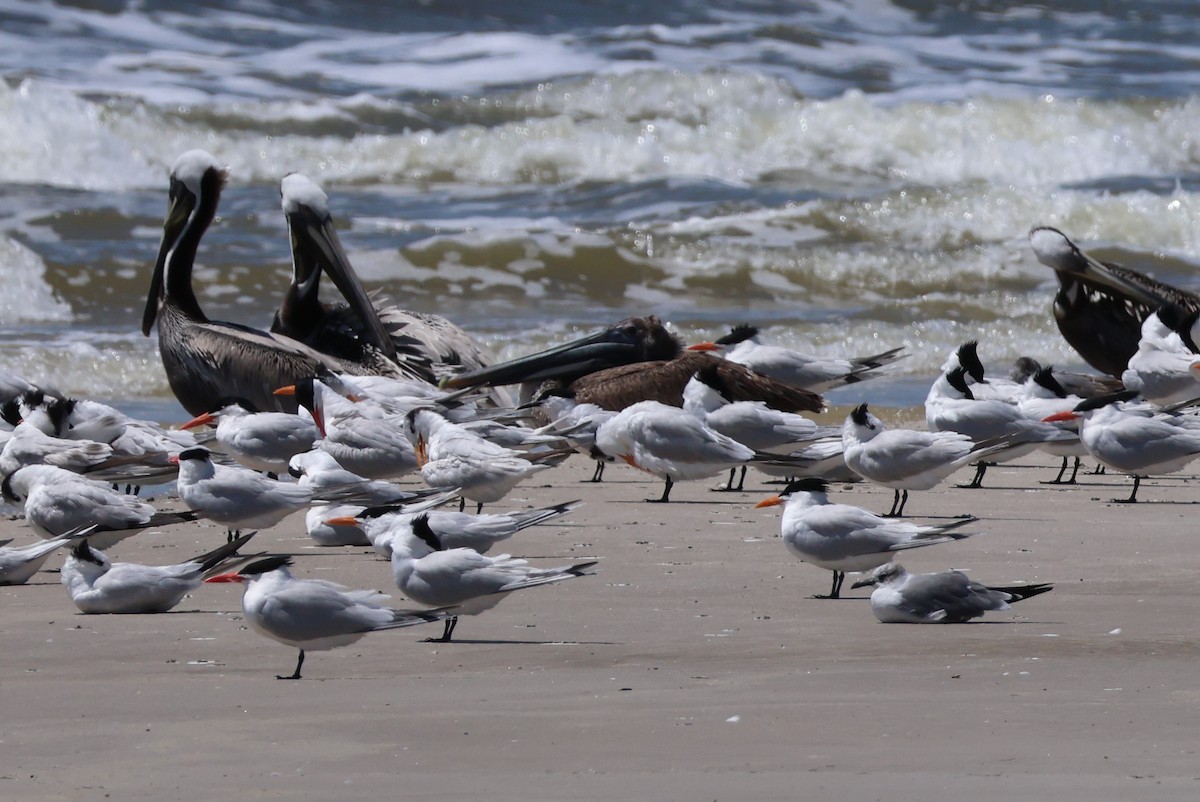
left=1051, top=283, right=1145, bottom=378
left=570, top=361, right=682, bottom=409
left=158, top=306, right=389, bottom=416
left=1085, top=261, right=1200, bottom=313
left=707, top=356, right=825, bottom=413
left=570, top=352, right=824, bottom=413
left=378, top=305, right=494, bottom=378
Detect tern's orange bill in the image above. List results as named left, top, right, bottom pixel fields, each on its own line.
left=180, top=412, right=216, bottom=431
left=204, top=572, right=243, bottom=584
left=755, top=495, right=783, bottom=508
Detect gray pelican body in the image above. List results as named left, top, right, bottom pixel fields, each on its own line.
left=142, top=152, right=401, bottom=416
left=1030, top=226, right=1200, bottom=378
left=444, top=316, right=824, bottom=413
left=272, top=174, right=493, bottom=386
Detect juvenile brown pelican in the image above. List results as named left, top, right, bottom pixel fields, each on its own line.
left=141, top=151, right=396, bottom=416
left=272, top=174, right=493, bottom=384
left=443, top=316, right=824, bottom=413
left=1029, top=226, right=1200, bottom=378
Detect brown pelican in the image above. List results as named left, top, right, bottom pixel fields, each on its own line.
left=272, top=174, right=494, bottom=384
left=443, top=316, right=824, bottom=413
left=1029, top=226, right=1200, bottom=378
left=141, top=151, right=399, bottom=416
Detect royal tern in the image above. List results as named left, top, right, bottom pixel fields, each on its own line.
left=755, top=478, right=981, bottom=599
left=328, top=499, right=582, bottom=559
left=595, top=400, right=758, bottom=502
left=173, top=446, right=349, bottom=541
left=276, top=378, right=418, bottom=480
left=841, top=403, right=1023, bottom=516
left=1015, top=366, right=1088, bottom=484
left=683, top=366, right=832, bottom=490
left=390, top=528, right=597, bottom=642
left=1008, top=356, right=1123, bottom=399
left=1118, top=311, right=1200, bottom=405
left=405, top=407, right=568, bottom=510
left=419, top=454, right=557, bottom=513
left=303, top=492, right=456, bottom=547
left=286, top=449, right=450, bottom=545
left=2, top=464, right=197, bottom=548
left=925, top=366, right=1071, bottom=487
left=181, top=399, right=318, bottom=474
left=17, top=390, right=194, bottom=470
left=939, top=341, right=1021, bottom=403
left=1043, top=390, right=1200, bottom=502
left=0, top=421, right=117, bottom=478
left=533, top=391, right=618, bottom=481
left=0, top=525, right=94, bottom=585
left=851, top=563, right=1053, bottom=623
left=687, top=324, right=906, bottom=392
left=287, top=449, right=426, bottom=506
left=205, top=555, right=453, bottom=679
left=404, top=407, right=522, bottom=463
left=62, top=532, right=256, bottom=614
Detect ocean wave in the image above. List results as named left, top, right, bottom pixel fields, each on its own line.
left=6, top=73, right=1200, bottom=196
left=0, top=234, right=73, bottom=323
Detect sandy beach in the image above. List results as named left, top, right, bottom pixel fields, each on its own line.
left=4, top=447, right=1200, bottom=800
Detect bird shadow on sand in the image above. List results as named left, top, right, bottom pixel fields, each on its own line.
left=1097, top=498, right=1200, bottom=506
left=614, top=498, right=752, bottom=507
left=418, top=637, right=619, bottom=646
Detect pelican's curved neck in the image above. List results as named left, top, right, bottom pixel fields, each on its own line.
left=165, top=170, right=223, bottom=323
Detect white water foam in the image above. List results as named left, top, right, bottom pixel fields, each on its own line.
left=0, top=235, right=72, bottom=323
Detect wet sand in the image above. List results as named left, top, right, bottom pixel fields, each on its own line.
left=4, top=453, right=1200, bottom=800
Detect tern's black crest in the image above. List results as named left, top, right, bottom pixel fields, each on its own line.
left=850, top=403, right=871, bottom=427
left=20, top=387, right=45, bottom=410
left=0, top=472, right=20, bottom=504
left=0, top=398, right=20, bottom=427
left=358, top=503, right=404, bottom=520
left=1032, top=366, right=1068, bottom=399
left=292, top=377, right=317, bottom=413
left=71, top=539, right=104, bottom=566
left=239, top=555, right=293, bottom=576
left=45, top=397, right=77, bottom=436
left=945, top=366, right=975, bottom=399
left=1154, top=302, right=1197, bottom=335
left=177, top=447, right=212, bottom=462
left=211, top=396, right=261, bottom=414
left=781, top=477, right=829, bottom=496
left=403, top=407, right=434, bottom=429
left=715, top=324, right=759, bottom=347
left=410, top=513, right=444, bottom=552
left=1073, top=389, right=1140, bottom=412
left=956, top=341, right=986, bottom=382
